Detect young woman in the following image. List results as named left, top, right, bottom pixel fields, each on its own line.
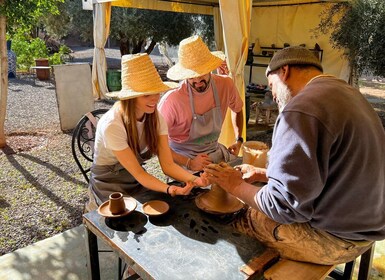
left=87, top=53, right=206, bottom=210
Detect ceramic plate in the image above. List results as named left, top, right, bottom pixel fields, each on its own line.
left=98, top=197, right=137, bottom=218
left=142, top=200, right=169, bottom=216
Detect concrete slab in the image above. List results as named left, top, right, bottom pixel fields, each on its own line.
left=0, top=225, right=119, bottom=280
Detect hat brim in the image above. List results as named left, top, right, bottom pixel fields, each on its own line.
left=167, top=51, right=225, bottom=81
left=106, top=81, right=178, bottom=100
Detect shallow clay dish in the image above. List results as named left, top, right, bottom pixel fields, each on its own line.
left=142, top=200, right=169, bottom=216
left=98, top=197, right=137, bottom=218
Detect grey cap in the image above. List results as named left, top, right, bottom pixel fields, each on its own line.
left=265, top=46, right=323, bottom=77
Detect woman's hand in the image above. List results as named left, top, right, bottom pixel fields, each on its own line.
left=203, top=162, right=244, bottom=193
left=192, top=176, right=210, bottom=187
left=167, top=182, right=195, bottom=197
left=189, top=154, right=212, bottom=171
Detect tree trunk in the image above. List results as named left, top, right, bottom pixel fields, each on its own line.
left=145, top=40, right=157, bottom=55
left=0, top=5, right=8, bottom=148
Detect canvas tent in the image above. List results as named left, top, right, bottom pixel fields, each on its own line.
left=86, top=0, right=349, bottom=147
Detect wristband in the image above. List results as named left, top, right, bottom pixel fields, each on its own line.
left=189, top=176, right=198, bottom=183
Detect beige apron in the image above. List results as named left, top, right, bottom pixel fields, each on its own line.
left=88, top=149, right=152, bottom=205
left=169, top=79, right=237, bottom=164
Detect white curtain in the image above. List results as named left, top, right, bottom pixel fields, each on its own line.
left=92, top=2, right=112, bottom=99
left=218, top=0, right=252, bottom=148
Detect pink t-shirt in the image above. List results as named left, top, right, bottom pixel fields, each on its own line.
left=158, top=74, right=243, bottom=143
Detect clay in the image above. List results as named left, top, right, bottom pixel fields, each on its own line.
left=195, top=183, right=244, bottom=214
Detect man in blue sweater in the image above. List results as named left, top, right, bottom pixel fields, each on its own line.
left=204, top=46, right=385, bottom=265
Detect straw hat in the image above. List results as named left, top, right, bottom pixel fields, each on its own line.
left=106, top=53, right=178, bottom=100
left=167, top=35, right=225, bottom=81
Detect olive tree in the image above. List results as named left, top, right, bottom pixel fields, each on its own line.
left=0, top=0, right=62, bottom=148
left=314, top=0, right=385, bottom=82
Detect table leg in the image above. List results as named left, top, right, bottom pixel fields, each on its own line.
left=85, top=226, right=101, bottom=280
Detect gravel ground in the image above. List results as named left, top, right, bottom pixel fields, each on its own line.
left=0, top=48, right=384, bottom=257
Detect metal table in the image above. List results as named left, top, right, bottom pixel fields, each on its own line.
left=83, top=189, right=266, bottom=280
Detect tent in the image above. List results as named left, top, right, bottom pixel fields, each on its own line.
left=86, top=0, right=349, bottom=147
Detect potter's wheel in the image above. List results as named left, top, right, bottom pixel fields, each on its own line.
left=195, top=184, right=244, bottom=215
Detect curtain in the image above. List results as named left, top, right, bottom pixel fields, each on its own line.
left=213, top=7, right=224, bottom=52
left=92, top=2, right=112, bottom=99
left=218, top=0, right=252, bottom=148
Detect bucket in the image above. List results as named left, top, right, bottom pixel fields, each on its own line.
left=242, top=141, right=269, bottom=168
left=107, top=69, right=122, bottom=92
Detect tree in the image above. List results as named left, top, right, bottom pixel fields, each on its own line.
left=110, top=7, right=214, bottom=55
left=44, top=4, right=214, bottom=56
left=314, top=0, right=385, bottom=81
left=0, top=0, right=62, bottom=148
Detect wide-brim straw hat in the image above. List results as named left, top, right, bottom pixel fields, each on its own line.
left=167, top=35, right=225, bottom=81
left=107, top=53, right=178, bottom=100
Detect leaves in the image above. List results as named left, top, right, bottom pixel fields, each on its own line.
left=2, top=0, right=63, bottom=35
left=314, top=0, right=385, bottom=77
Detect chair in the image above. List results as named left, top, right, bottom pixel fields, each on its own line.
left=72, top=108, right=131, bottom=279
left=329, top=244, right=375, bottom=280
left=71, top=108, right=108, bottom=183
left=255, top=91, right=278, bottom=125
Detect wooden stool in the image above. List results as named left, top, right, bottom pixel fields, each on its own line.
left=255, top=103, right=278, bottom=125
left=264, top=259, right=335, bottom=280
left=328, top=244, right=375, bottom=280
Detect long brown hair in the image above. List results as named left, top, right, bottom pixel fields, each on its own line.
left=118, top=99, right=159, bottom=156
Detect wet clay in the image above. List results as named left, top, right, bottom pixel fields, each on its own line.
left=195, top=183, right=244, bottom=214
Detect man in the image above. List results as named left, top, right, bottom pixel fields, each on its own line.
left=204, top=46, right=385, bottom=265
left=158, top=35, right=244, bottom=172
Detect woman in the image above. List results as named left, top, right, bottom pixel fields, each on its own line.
left=88, top=53, right=206, bottom=210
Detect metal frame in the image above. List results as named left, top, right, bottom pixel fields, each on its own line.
left=71, top=109, right=108, bottom=183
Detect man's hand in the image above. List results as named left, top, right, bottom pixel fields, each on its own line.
left=190, top=154, right=212, bottom=171
left=228, top=141, right=242, bottom=156
left=203, top=162, right=244, bottom=193
left=234, top=164, right=268, bottom=183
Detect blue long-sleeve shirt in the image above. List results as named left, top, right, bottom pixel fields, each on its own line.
left=256, top=76, right=385, bottom=241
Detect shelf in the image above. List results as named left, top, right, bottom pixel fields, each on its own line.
left=247, top=63, right=269, bottom=67
left=246, top=44, right=323, bottom=85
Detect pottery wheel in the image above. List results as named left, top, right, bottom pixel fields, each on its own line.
left=195, top=184, right=244, bottom=215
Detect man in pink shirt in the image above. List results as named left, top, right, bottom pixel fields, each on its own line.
left=158, top=35, right=244, bottom=172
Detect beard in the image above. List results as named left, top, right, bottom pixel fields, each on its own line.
left=275, top=79, right=293, bottom=112
left=191, top=79, right=209, bottom=93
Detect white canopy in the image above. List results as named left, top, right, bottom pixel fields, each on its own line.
left=89, top=0, right=349, bottom=146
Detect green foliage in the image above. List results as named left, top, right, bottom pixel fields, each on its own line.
left=12, top=35, right=49, bottom=70
left=1, top=0, right=63, bottom=35
left=43, top=0, right=93, bottom=43
left=44, top=3, right=214, bottom=54
left=314, top=0, right=385, bottom=77
left=49, top=45, right=72, bottom=66
left=109, top=7, right=214, bottom=55
left=11, top=34, right=70, bottom=70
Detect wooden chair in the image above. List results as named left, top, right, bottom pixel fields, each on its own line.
left=71, top=108, right=108, bottom=183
